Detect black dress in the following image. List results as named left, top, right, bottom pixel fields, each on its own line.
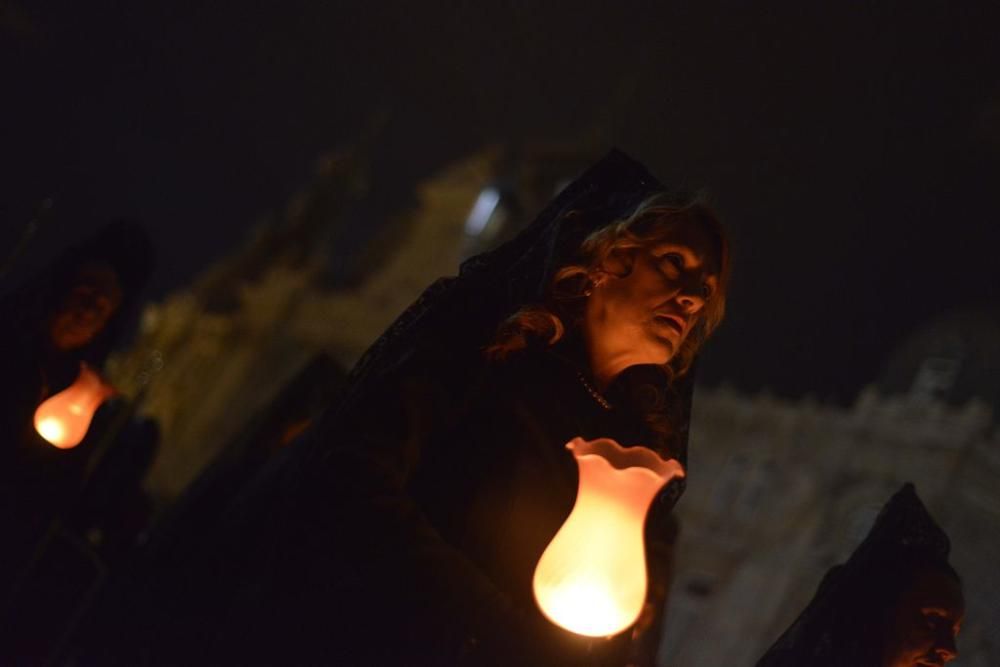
left=203, top=340, right=681, bottom=665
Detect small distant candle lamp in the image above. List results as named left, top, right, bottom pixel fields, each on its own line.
left=33, top=363, right=115, bottom=449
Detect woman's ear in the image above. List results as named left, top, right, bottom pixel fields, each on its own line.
left=602, top=248, right=632, bottom=279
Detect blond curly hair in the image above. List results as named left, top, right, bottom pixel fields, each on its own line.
left=487, top=193, right=730, bottom=379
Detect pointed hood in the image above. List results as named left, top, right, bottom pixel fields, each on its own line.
left=757, top=483, right=956, bottom=667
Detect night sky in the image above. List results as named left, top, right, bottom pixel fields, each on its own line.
left=4, top=1, right=1000, bottom=403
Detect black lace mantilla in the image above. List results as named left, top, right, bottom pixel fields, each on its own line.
left=756, top=483, right=955, bottom=667
left=324, top=149, right=695, bottom=505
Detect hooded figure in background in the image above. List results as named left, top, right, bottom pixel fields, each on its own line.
left=83, top=151, right=730, bottom=666
left=756, top=484, right=964, bottom=667
left=0, top=219, right=154, bottom=468
left=0, top=220, right=156, bottom=661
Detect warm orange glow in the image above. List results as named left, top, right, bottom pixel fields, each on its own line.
left=33, top=363, right=114, bottom=449
left=533, top=438, right=685, bottom=638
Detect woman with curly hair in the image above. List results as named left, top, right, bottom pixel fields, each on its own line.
left=94, top=151, right=730, bottom=666
left=488, top=191, right=728, bottom=453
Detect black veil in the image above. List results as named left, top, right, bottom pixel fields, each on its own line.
left=1, top=219, right=154, bottom=378
left=305, top=149, right=695, bottom=486
left=756, top=483, right=955, bottom=667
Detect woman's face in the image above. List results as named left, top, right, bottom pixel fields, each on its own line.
left=883, top=568, right=964, bottom=667
left=49, top=263, right=123, bottom=351
left=583, top=219, right=720, bottom=381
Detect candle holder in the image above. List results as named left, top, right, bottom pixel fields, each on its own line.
left=532, top=437, right=684, bottom=637
left=34, top=362, right=114, bottom=449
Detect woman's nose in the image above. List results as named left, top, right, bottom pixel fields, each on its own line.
left=935, top=635, right=958, bottom=662
left=676, top=287, right=706, bottom=313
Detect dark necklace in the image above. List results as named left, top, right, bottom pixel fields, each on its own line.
left=577, top=371, right=612, bottom=410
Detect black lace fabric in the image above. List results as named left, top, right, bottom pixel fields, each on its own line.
left=756, top=483, right=955, bottom=667
left=307, top=149, right=695, bottom=501
left=345, top=150, right=681, bottom=403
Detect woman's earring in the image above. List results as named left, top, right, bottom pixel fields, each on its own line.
left=585, top=276, right=606, bottom=297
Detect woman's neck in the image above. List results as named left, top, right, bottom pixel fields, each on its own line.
left=577, top=328, right=644, bottom=390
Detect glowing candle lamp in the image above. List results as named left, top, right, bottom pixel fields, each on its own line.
left=533, top=437, right=685, bottom=638
left=33, top=363, right=114, bottom=449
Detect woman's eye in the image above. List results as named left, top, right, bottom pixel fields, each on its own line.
left=701, top=283, right=713, bottom=299
left=923, top=611, right=949, bottom=628
left=660, top=253, right=684, bottom=271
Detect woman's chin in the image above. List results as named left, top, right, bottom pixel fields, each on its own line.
left=637, top=337, right=677, bottom=367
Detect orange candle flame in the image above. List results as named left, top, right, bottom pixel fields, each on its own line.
left=33, top=363, right=114, bottom=449
left=532, top=437, right=685, bottom=637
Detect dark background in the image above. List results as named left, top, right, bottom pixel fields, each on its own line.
left=4, top=1, right=999, bottom=403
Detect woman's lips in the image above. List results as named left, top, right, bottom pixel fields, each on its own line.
left=653, top=313, right=686, bottom=335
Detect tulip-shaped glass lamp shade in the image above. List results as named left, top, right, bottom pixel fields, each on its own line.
left=532, top=437, right=685, bottom=638
left=33, top=363, right=114, bottom=449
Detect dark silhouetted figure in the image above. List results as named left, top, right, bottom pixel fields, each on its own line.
left=756, top=483, right=964, bottom=667
left=0, top=220, right=155, bottom=663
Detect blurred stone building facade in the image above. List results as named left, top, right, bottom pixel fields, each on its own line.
left=661, top=382, right=998, bottom=666
left=107, top=149, right=493, bottom=499
left=107, top=148, right=999, bottom=665
left=107, top=144, right=585, bottom=496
